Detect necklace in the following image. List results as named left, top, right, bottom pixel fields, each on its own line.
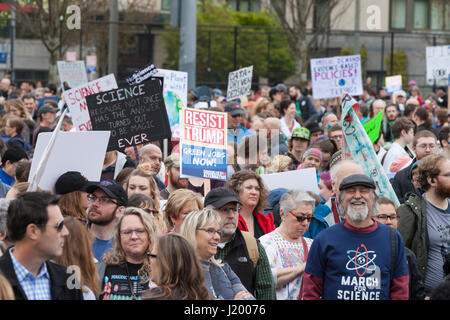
left=124, top=262, right=137, bottom=300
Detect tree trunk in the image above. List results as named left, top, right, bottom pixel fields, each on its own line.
left=48, top=50, right=59, bottom=85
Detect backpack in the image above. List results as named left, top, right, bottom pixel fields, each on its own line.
left=240, top=231, right=259, bottom=268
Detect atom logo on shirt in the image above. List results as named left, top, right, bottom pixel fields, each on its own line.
left=345, top=244, right=377, bottom=276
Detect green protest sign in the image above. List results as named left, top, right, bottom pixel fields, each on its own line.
left=363, top=110, right=383, bottom=143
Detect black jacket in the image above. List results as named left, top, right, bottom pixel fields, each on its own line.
left=0, top=248, right=84, bottom=300
left=390, top=161, right=416, bottom=204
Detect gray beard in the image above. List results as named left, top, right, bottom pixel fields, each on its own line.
left=346, top=201, right=369, bottom=222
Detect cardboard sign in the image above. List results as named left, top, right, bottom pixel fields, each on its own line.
left=63, top=74, right=118, bottom=132
left=226, top=66, right=253, bottom=101
left=86, top=79, right=172, bottom=151
left=261, top=168, right=319, bottom=194
left=310, top=54, right=363, bottom=99
left=385, top=75, right=402, bottom=95
left=180, top=108, right=227, bottom=181
left=126, top=63, right=158, bottom=86
left=426, top=45, right=450, bottom=84
left=28, top=131, right=110, bottom=192
left=57, top=60, right=88, bottom=89
left=153, top=68, right=188, bottom=139
left=363, top=110, right=383, bottom=143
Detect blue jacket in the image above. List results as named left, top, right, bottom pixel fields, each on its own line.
left=304, top=202, right=331, bottom=239
left=227, top=126, right=253, bottom=145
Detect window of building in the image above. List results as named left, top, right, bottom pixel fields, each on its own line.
left=161, top=0, right=171, bottom=11
left=313, top=0, right=329, bottom=31
left=227, top=0, right=261, bottom=13
left=390, top=0, right=406, bottom=29
left=431, top=0, right=450, bottom=30
left=413, top=0, right=428, bottom=30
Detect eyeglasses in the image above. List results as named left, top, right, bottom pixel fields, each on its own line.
left=42, top=220, right=65, bottom=233
left=197, top=227, right=221, bottom=237
left=219, top=205, right=240, bottom=214
left=88, top=194, right=118, bottom=206
left=416, top=144, right=436, bottom=150
left=120, top=228, right=147, bottom=237
left=376, top=214, right=398, bottom=221
left=142, top=208, right=159, bottom=216
left=289, top=211, right=313, bottom=222
left=147, top=253, right=157, bottom=259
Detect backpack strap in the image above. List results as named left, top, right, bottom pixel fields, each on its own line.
left=241, top=231, right=259, bottom=268
left=390, top=227, right=396, bottom=281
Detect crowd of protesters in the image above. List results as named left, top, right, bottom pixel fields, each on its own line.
left=0, top=73, right=449, bottom=301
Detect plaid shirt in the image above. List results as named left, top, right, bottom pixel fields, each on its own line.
left=216, top=233, right=276, bottom=300
left=9, top=248, right=51, bottom=300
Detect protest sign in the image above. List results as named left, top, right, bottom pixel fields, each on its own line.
left=426, top=45, right=450, bottom=84
left=261, top=168, right=319, bottom=194
left=363, top=110, right=383, bottom=143
left=385, top=75, right=402, bottom=95
left=180, top=107, right=227, bottom=181
left=226, top=66, right=253, bottom=101
left=126, top=63, right=158, bottom=86
left=28, top=131, right=110, bottom=192
left=340, top=95, right=399, bottom=206
left=86, top=79, right=171, bottom=151
left=57, top=60, right=88, bottom=89
left=310, top=54, right=363, bottom=99
left=153, top=68, right=188, bottom=139
left=63, top=74, right=118, bottom=132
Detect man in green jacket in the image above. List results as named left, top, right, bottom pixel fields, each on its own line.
left=398, top=154, right=450, bottom=297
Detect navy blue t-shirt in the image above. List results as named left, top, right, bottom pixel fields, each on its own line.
left=305, top=221, right=409, bottom=300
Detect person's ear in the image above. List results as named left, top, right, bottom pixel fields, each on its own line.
left=26, top=223, right=42, bottom=241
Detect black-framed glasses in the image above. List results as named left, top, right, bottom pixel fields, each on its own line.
left=43, top=220, right=65, bottom=233
left=147, top=253, right=157, bottom=259
left=289, top=211, right=313, bottom=222
left=87, top=194, right=118, bottom=206
left=142, top=208, right=159, bottom=216
left=376, top=214, right=398, bottom=221
left=197, top=227, right=221, bottom=236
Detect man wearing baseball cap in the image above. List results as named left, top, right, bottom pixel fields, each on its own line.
left=205, top=187, right=276, bottom=300
left=302, top=174, right=409, bottom=300
left=86, top=181, right=128, bottom=262
left=226, top=100, right=253, bottom=144
left=288, top=127, right=310, bottom=167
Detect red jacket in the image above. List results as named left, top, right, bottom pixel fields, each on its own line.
left=238, top=210, right=275, bottom=236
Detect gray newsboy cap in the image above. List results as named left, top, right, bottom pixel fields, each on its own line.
left=339, top=174, right=376, bottom=191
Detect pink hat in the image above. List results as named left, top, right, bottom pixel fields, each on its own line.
left=302, top=147, right=323, bottom=161
left=408, top=80, right=416, bottom=86
left=390, top=156, right=413, bottom=173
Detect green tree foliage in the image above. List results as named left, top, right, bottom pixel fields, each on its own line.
left=162, top=1, right=296, bottom=87
left=385, top=50, right=408, bottom=87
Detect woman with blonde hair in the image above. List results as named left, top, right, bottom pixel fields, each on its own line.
left=143, top=233, right=211, bottom=300
left=164, top=188, right=203, bottom=233
left=0, top=272, right=14, bottom=300
left=180, top=208, right=254, bottom=300
left=124, top=165, right=166, bottom=232
left=54, top=217, right=100, bottom=299
left=266, top=155, right=293, bottom=173
left=98, top=207, right=160, bottom=300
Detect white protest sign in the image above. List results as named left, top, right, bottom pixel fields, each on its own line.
left=260, top=168, right=319, bottom=194
left=63, top=74, right=118, bottom=131
left=28, top=131, right=111, bottom=192
left=57, top=60, right=88, bottom=89
left=153, top=68, right=188, bottom=139
left=310, top=54, right=363, bottom=99
left=226, top=65, right=253, bottom=101
left=426, top=45, right=450, bottom=85
left=385, top=75, right=402, bottom=95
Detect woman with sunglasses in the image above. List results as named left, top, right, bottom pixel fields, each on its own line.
left=143, top=233, right=211, bottom=300
left=180, top=208, right=254, bottom=300
left=97, top=207, right=160, bottom=300
left=259, top=189, right=315, bottom=300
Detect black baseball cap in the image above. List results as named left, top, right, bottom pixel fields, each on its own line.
left=204, top=187, right=241, bottom=209
left=86, top=181, right=128, bottom=206
left=225, top=101, right=245, bottom=116
left=339, top=174, right=376, bottom=191
left=54, top=171, right=95, bottom=195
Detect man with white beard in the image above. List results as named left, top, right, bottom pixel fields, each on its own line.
left=301, top=174, right=409, bottom=300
